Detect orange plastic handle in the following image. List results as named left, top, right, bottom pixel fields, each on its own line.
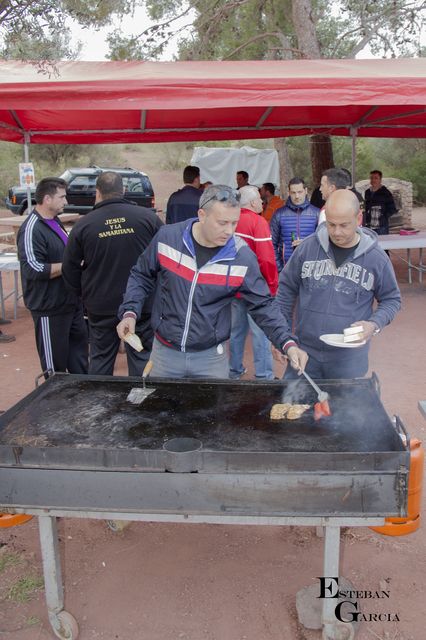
left=0, top=514, right=33, bottom=528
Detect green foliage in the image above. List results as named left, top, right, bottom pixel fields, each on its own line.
left=0, top=552, right=23, bottom=573
left=7, top=575, right=44, bottom=603
left=0, top=142, right=126, bottom=203
left=398, top=145, right=426, bottom=204
left=313, top=0, right=426, bottom=58
left=110, top=0, right=425, bottom=61
left=110, top=0, right=296, bottom=61
left=332, top=137, right=375, bottom=182
left=285, top=138, right=312, bottom=186
left=107, top=31, right=147, bottom=61
left=146, top=0, right=180, bottom=21
left=0, top=1, right=142, bottom=61
left=0, top=142, right=22, bottom=203
left=63, top=0, right=137, bottom=28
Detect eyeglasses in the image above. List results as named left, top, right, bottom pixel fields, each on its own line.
left=201, top=188, right=241, bottom=209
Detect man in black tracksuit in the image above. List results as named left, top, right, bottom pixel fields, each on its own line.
left=62, top=171, right=163, bottom=376
left=17, top=177, right=88, bottom=375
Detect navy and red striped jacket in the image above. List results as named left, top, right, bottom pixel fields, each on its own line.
left=118, top=218, right=296, bottom=353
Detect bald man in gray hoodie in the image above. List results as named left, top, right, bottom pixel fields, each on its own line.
left=276, top=189, right=401, bottom=379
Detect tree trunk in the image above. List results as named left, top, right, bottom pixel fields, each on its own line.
left=274, top=138, right=293, bottom=197
left=310, top=134, right=335, bottom=186
left=291, top=0, right=334, bottom=185
left=265, top=20, right=294, bottom=197
left=291, top=0, right=321, bottom=58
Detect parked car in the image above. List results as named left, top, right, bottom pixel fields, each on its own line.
left=5, top=166, right=155, bottom=215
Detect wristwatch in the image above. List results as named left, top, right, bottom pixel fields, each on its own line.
left=372, top=322, right=381, bottom=335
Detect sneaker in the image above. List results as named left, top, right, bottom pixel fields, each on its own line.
left=0, top=332, right=16, bottom=343
left=0, top=318, right=12, bottom=325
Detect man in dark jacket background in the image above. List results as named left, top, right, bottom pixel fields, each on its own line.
left=270, top=177, right=319, bottom=271
left=17, top=177, right=88, bottom=375
left=166, top=165, right=202, bottom=224
left=364, top=170, right=397, bottom=235
left=62, top=171, right=163, bottom=375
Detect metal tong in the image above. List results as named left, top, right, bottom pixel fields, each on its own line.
left=301, top=369, right=329, bottom=403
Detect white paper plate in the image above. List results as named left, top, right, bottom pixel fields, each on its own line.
left=320, top=333, right=366, bottom=348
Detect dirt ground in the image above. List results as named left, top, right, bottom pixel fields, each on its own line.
left=0, top=204, right=425, bottom=640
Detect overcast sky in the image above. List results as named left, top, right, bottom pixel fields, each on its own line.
left=67, top=6, right=190, bottom=61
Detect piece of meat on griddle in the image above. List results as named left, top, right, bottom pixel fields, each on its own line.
left=270, top=403, right=292, bottom=420
left=270, top=403, right=310, bottom=420
left=286, top=404, right=310, bottom=420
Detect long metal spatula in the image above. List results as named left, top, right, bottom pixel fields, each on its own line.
left=300, top=369, right=329, bottom=403
left=126, top=360, right=155, bottom=405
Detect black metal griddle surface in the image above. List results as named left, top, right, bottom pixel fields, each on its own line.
left=0, top=375, right=404, bottom=454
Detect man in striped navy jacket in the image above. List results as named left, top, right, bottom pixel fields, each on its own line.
left=117, top=185, right=308, bottom=379
left=17, top=177, right=88, bottom=376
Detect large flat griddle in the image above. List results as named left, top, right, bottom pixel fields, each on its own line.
left=0, top=374, right=409, bottom=517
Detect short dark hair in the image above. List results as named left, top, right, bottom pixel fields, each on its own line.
left=236, top=171, right=249, bottom=181
left=370, top=170, right=383, bottom=179
left=340, top=168, right=352, bottom=185
left=262, top=182, right=275, bottom=194
left=322, top=168, right=350, bottom=190
left=288, top=177, right=306, bottom=189
left=183, top=165, right=200, bottom=184
left=35, top=177, right=68, bottom=205
left=96, top=171, right=123, bottom=198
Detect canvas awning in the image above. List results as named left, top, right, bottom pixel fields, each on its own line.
left=0, top=58, right=425, bottom=145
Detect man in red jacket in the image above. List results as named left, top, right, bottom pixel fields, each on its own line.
left=229, top=185, right=278, bottom=379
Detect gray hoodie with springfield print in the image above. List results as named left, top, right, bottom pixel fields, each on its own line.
left=277, top=224, right=401, bottom=362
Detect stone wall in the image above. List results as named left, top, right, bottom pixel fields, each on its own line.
left=355, top=178, right=413, bottom=229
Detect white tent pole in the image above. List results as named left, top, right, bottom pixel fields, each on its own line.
left=24, top=132, right=30, bottom=162
left=24, top=132, right=32, bottom=215
left=350, top=127, right=357, bottom=185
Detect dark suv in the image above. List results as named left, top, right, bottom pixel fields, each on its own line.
left=5, top=166, right=155, bottom=215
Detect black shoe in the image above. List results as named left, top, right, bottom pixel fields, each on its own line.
left=0, top=318, right=11, bottom=325
left=0, top=332, right=16, bottom=343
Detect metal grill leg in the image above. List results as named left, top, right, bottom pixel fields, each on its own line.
left=39, top=516, right=64, bottom=615
left=322, top=525, right=341, bottom=640
left=0, top=272, right=5, bottom=319
left=38, top=516, right=79, bottom=639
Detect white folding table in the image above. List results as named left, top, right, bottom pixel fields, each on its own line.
left=0, top=252, right=21, bottom=319
left=377, top=231, right=426, bottom=284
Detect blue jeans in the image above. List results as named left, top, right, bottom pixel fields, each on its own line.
left=229, top=298, right=274, bottom=379
left=151, top=338, right=229, bottom=379
left=283, top=351, right=368, bottom=380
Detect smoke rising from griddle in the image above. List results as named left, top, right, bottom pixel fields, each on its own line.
left=281, top=379, right=310, bottom=404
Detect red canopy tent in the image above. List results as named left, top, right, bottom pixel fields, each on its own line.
left=0, top=58, right=425, bottom=145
